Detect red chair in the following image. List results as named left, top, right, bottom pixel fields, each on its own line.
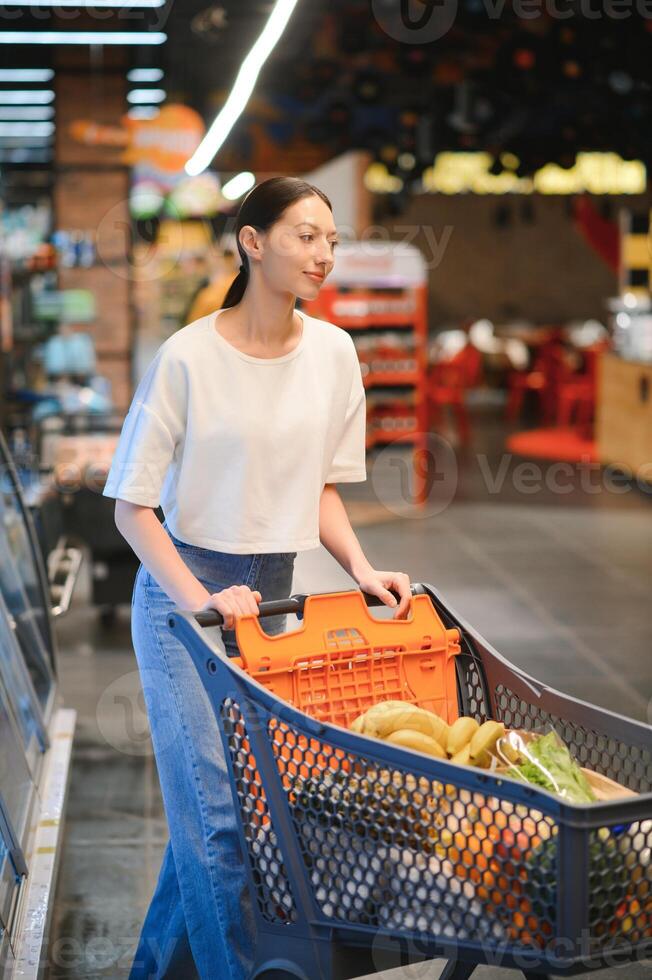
left=506, top=337, right=566, bottom=425
left=427, top=344, right=482, bottom=446
left=556, top=341, right=610, bottom=433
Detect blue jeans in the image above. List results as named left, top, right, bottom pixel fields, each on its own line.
left=128, top=522, right=297, bottom=979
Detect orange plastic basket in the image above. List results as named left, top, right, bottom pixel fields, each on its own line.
left=228, top=589, right=462, bottom=802
left=233, top=589, right=462, bottom=728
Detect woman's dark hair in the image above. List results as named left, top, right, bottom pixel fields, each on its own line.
left=220, top=176, right=333, bottom=309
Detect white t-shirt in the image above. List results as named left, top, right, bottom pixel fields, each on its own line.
left=102, top=308, right=367, bottom=553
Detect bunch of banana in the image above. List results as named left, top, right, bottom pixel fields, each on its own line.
left=350, top=701, right=449, bottom=759
left=445, top=717, right=506, bottom=769
left=350, top=702, right=507, bottom=771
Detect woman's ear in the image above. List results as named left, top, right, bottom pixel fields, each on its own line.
left=239, top=225, right=263, bottom=264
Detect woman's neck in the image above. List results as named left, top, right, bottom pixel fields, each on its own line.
left=218, top=281, right=302, bottom=356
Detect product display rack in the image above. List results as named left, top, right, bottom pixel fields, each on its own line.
left=0, top=257, right=60, bottom=434
left=0, top=184, right=57, bottom=430
left=303, top=241, right=429, bottom=504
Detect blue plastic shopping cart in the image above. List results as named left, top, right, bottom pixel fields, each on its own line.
left=167, top=583, right=652, bottom=980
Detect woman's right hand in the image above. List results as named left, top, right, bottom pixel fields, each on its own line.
left=198, top=584, right=262, bottom=629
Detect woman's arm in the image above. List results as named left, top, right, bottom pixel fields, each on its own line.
left=318, top=483, right=412, bottom=618
left=115, top=500, right=261, bottom=626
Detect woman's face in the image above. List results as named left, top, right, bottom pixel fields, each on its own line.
left=244, top=195, right=339, bottom=300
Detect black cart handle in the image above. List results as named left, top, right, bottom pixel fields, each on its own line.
left=193, top=583, right=425, bottom=628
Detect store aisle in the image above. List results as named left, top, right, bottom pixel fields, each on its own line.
left=48, top=452, right=651, bottom=980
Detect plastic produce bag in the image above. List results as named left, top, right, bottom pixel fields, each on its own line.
left=497, top=729, right=596, bottom=804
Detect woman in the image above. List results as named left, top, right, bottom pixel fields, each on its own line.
left=103, top=176, right=412, bottom=979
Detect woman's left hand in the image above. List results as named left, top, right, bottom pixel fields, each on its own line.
left=355, top=569, right=412, bottom=619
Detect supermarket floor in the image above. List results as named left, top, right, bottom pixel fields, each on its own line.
left=48, top=413, right=652, bottom=980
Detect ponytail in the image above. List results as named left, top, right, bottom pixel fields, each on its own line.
left=220, top=260, right=248, bottom=309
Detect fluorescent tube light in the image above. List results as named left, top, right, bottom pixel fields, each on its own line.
left=0, top=151, right=52, bottom=163
left=127, top=68, right=164, bottom=82
left=0, top=106, right=54, bottom=120
left=0, top=32, right=166, bottom=44
left=0, top=121, right=54, bottom=136
left=127, top=106, right=160, bottom=120
left=0, top=69, right=54, bottom=82
left=0, top=138, right=52, bottom=147
left=127, top=88, right=166, bottom=104
left=185, top=0, right=301, bottom=176
left=0, top=90, right=54, bottom=104
left=222, top=172, right=255, bottom=200
left=1, top=0, right=163, bottom=5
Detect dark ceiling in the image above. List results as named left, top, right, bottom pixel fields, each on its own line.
left=157, top=1, right=652, bottom=177
left=2, top=1, right=652, bottom=178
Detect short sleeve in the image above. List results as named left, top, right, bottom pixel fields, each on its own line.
left=102, top=347, right=186, bottom=507
left=324, top=349, right=367, bottom=484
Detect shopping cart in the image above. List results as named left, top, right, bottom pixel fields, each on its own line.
left=167, top=584, right=652, bottom=980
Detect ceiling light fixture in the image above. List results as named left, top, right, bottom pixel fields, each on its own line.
left=127, top=106, right=161, bottom=119
left=0, top=149, right=52, bottom=162
left=222, top=171, right=255, bottom=200
left=0, top=137, right=52, bottom=147
left=0, top=32, right=166, bottom=45
left=185, top=0, right=301, bottom=176
left=127, top=88, right=166, bottom=104
left=0, top=90, right=54, bottom=104
left=0, top=121, right=54, bottom=136
left=1, top=0, right=164, bottom=5
left=0, top=69, right=54, bottom=81
left=0, top=106, right=54, bottom=120
left=127, top=68, right=164, bottom=82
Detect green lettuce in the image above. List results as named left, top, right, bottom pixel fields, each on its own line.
left=508, top=731, right=596, bottom=804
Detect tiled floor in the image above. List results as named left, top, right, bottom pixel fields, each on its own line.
left=48, top=416, right=652, bottom=979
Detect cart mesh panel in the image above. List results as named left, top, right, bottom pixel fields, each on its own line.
left=220, top=698, right=297, bottom=924
left=268, top=717, right=558, bottom=949
left=456, top=653, right=490, bottom=722
left=494, top=685, right=652, bottom=793
left=587, top=822, right=652, bottom=951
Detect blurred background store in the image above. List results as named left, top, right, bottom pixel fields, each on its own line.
left=0, top=3, right=651, bottom=978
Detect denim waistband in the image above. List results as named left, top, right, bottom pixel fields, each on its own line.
left=160, top=519, right=296, bottom=562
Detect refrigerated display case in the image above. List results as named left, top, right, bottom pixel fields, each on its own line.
left=0, top=429, right=76, bottom=978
